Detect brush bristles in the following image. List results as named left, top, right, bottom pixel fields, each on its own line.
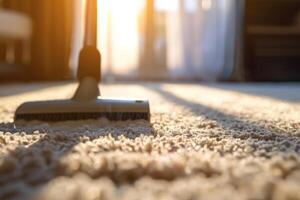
left=15, top=112, right=150, bottom=122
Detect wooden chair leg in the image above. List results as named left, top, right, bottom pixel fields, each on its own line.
left=5, top=40, right=15, bottom=64
left=22, top=39, right=31, bottom=65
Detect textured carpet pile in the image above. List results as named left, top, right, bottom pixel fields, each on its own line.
left=0, top=82, right=300, bottom=200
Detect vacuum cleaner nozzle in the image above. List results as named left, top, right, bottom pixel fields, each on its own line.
left=15, top=98, right=150, bottom=122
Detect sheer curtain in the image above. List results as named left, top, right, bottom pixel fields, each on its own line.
left=71, top=0, right=241, bottom=81
left=158, top=0, right=240, bottom=80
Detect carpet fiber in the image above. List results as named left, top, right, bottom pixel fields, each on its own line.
left=0, top=82, right=300, bottom=200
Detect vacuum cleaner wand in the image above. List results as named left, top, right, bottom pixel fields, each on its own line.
left=14, top=0, right=150, bottom=122
left=77, top=0, right=100, bottom=83
left=84, top=0, right=98, bottom=47
left=73, top=0, right=101, bottom=101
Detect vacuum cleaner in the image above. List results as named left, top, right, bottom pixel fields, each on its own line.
left=14, top=0, right=150, bottom=122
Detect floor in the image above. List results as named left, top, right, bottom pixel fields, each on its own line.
left=0, top=82, right=300, bottom=200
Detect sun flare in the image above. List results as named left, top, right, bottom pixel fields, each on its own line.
left=97, top=0, right=145, bottom=73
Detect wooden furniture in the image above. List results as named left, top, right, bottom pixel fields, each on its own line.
left=0, top=7, right=32, bottom=81
left=0, top=9, right=32, bottom=63
left=244, top=0, right=300, bottom=81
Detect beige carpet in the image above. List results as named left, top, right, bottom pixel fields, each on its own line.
left=0, top=82, right=300, bottom=200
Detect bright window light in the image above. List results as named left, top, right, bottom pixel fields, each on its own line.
left=155, top=0, right=179, bottom=12
left=185, top=0, right=198, bottom=12
left=201, top=0, right=212, bottom=11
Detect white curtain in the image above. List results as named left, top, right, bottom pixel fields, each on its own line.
left=164, top=0, right=239, bottom=80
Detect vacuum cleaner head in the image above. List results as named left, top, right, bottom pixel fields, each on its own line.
left=15, top=98, right=150, bottom=122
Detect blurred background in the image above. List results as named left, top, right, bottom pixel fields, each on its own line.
left=0, top=0, right=300, bottom=82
